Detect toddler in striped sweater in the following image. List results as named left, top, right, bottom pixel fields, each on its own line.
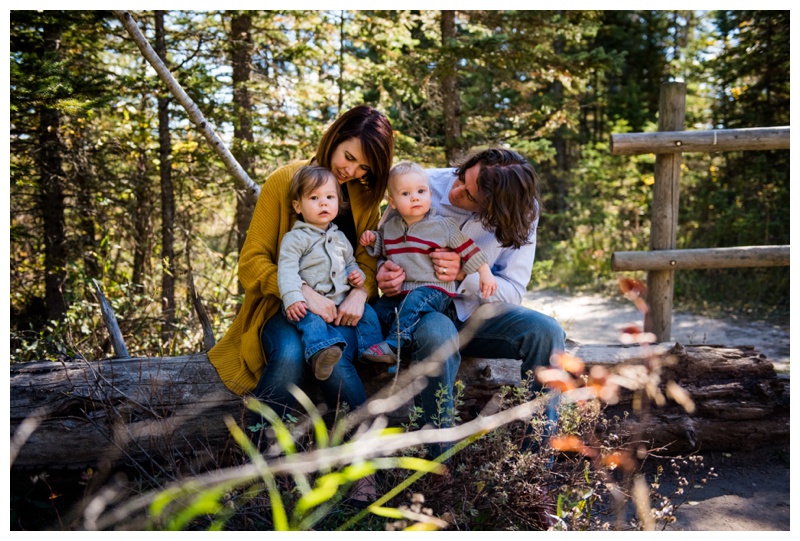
left=359, top=161, right=496, bottom=363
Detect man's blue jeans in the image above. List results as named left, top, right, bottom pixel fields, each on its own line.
left=255, top=304, right=382, bottom=420
left=373, top=297, right=566, bottom=452
left=377, top=287, right=452, bottom=350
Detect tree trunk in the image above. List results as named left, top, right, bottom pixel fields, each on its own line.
left=10, top=344, right=788, bottom=470
left=72, top=127, right=101, bottom=284
left=155, top=10, right=176, bottom=348
left=440, top=10, right=462, bottom=164
left=551, top=28, right=568, bottom=217
left=230, top=11, right=257, bottom=298
left=131, top=129, right=152, bottom=288
left=38, top=23, right=68, bottom=323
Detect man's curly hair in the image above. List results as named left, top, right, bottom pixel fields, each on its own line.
left=454, top=148, right=542, bottom=249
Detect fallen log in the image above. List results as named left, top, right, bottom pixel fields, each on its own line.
left=10, top=343, right=788, bottom=470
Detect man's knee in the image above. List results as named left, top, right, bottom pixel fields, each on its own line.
left=411, top=312, right=459, bottom=370
left=414, top=312, right=457, bottom=346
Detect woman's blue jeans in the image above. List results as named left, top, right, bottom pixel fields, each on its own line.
left=373, top=296, right=566, bottom=453
left=254, top=304, right=382, bottom=421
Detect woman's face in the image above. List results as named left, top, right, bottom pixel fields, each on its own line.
left=330, top=138, right=371, bottom=184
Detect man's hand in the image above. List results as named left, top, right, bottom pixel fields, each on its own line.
left=376, top=260, right=406, bottom=297
left=301, top=284, right=337, bottom=323
left=430, top=248, right=463, bottom=282
left=348, top=269, right=364, bottom=287
left=285, top=301, right=307, bottom=322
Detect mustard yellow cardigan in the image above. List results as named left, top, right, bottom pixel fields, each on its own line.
left=208, top=160, right=381, bottom=394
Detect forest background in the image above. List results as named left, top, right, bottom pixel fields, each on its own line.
left=8, top=10, right=790, bottom=364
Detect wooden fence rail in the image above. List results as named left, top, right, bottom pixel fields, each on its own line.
left=612, top=245, right=790, bottom=272
left=609, top=82, right=789, bottom=342
left=611, top=126, right=790, bottom=155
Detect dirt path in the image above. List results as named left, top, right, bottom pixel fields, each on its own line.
left=522, top=289, right=789, bottom=372
left=522, top=289, right=791, bottom=531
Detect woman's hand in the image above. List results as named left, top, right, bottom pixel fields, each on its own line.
left=430, top=248, right=463, bottom=282
left=376, top=260, right=406, bottom=297
left=335, top=286, right=368, bottom=327
left=301, top=284, right=337, bottom=323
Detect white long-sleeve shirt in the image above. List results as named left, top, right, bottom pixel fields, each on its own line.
left=380, top=167, right=538, bottom=321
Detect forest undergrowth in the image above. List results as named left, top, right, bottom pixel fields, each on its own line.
left=11, top=281, right=717, bottom=531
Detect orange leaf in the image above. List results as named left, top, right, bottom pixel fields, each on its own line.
left=550, top=435, right=584, bottom=453
left=536, top=367, right=577, bottom=392
left=553, top=352, right=585, bottom=375
left=620, top=324, right=642, bottom=335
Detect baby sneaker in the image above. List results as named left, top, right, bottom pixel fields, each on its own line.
left=362, top=341, right=397, bottom=364
left=311, top=346, right=343, bottom=381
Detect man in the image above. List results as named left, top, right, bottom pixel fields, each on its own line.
left=373, top=147, right=566, bottom=452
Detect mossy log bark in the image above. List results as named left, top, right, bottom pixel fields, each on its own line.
left=10, top=344, right=788, bottom=470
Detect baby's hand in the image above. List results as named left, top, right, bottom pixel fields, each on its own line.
left=359, top=230, right=376, bottom=247
left=285, top=301, right=308, bottom=322
left=478, top=267, right=497, bottom=299
left=348, top=269, right=364, bottom=287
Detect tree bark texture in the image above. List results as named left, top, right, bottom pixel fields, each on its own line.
left=131, top=131, right=152, bottom=288
left=37, top=22, right=68, bottom=323
left=155, top=10, right=177, bottom=348
left=230, top=11, right=257, bottom=298
left=10, top=344, right=787, bottom=470
left=440, top=10, right=462, bottom=164
left=71, top=128, right=101, bottom=283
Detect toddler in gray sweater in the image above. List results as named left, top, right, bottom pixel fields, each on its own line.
left=278, top=166, right=382, bottom=380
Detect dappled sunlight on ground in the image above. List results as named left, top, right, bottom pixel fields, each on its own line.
left=523, top=289, right=789, bottom=372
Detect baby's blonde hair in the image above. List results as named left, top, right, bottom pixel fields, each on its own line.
left=388, top=161, right=428, bottom=193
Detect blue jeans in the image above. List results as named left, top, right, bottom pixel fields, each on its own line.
left=377, top=287, right=452, bottom=350
left=255, top=304, right=382, bottom=421
left=373, top=297, right=566, bottom=452
left=286, top=302, right=383, bottom=362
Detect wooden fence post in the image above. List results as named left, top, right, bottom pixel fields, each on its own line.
left=645, top=82, right=686, bottom=341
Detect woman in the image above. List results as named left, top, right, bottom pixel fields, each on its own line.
left=209, top=105, right=394, bottom=420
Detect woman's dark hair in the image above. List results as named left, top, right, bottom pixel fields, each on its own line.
left=454, top=148, right=542, bottom=249
left=288, top=165, right=347, bottom=216
left=315, top=105, right=394, bottom=209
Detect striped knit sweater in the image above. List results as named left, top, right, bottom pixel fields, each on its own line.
left=207, top=160, right=380, bottom=395
left=365, top=211, right=488, bottom=295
